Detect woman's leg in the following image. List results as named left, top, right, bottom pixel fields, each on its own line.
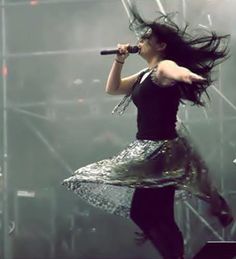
left=130, top=186, right=184, bottom=259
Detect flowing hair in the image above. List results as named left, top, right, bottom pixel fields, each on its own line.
left=128, top=4, right=230, bottom=106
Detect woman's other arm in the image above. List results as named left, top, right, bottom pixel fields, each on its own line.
left=156, top=60, right=205, bottom=85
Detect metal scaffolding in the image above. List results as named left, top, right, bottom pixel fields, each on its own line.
left=1, top=0, right=11, bottom=258
left=122, top=0, right=236, bottom=254
left=1, top=1, right=124, bottom=259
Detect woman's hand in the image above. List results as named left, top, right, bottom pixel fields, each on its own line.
left=116, top=43, right=130, bottom=63
left=177, top=69, right=205, bottom=84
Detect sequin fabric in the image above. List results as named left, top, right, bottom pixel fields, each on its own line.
left=62, top=133, right=221, bottom=218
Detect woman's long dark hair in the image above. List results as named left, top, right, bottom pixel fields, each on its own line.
left=129, top=5, right=230, bottom=106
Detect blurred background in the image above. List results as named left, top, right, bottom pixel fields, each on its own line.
left=0, top=0, right=236, bottom=258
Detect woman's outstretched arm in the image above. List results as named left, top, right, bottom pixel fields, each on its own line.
left=156, top=60, right=205, bottom=85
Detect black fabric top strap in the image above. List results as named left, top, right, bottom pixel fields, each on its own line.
left=112, top=68, right=149, bottom=115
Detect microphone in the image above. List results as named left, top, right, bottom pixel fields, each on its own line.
left=100, top=45, right=139, bottom=55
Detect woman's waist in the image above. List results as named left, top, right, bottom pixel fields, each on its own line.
left=136, top=127, right=178, bottom=141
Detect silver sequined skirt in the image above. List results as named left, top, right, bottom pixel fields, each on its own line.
left=62, top=134, right=218, bottom=218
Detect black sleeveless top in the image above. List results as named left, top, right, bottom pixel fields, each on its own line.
left=132, top=72, right=180, bottom=141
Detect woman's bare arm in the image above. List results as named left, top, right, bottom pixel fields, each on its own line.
left=156, top=60, right=205, bottom=85
left=105, top=61, right=139, bottom=95
left=105, top=43, right=140, bottom=95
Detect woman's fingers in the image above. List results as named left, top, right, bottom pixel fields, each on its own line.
left=190, top=73, right=205, bottom=81
left=117, top=43, right=130, bottom=54
left=183, top=73, right=206, bottom=84
left=116, top=44, right=130, bottom=61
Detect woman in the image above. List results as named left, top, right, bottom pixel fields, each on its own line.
left=63, top=5, right=233, bottom=259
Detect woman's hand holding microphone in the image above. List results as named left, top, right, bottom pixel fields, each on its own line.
left=115, top=44, right=131, bottom=64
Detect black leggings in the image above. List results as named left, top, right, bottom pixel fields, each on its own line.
left=130, top=186, right=184, bottom=259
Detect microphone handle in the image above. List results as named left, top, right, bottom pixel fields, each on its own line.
left=100, top=50, right=119, bottom=55
left=100, top=46, right=139, bottom=55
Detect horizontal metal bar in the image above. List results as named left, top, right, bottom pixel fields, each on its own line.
left=0, top=47, right=104, bottom=58
left=0, top=0, right=120, bottom=8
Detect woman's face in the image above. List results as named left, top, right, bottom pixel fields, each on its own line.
left=137, top=32, right=165, bottom=60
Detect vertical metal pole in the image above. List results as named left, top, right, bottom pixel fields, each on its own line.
left=179, top=0, right=190, bottom=126
left=50, top=189, right=56, bottom=259
left=120, top=0, right=132, bottom=20
left=177, top=1, right=193, bottom=255
left=1, top=0, right=11, bottom=258
left=154, top=0, right=166, bottom=15
left=185, top=206, right=191, bottom=255
left=218, top=64, right=226, bottom=239
left=181, top=0, right=186, bottom=22
left=120, top=0, right=141, bottom=39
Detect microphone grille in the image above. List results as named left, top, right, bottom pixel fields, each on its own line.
left=128, top=46, right=139, bottom=54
